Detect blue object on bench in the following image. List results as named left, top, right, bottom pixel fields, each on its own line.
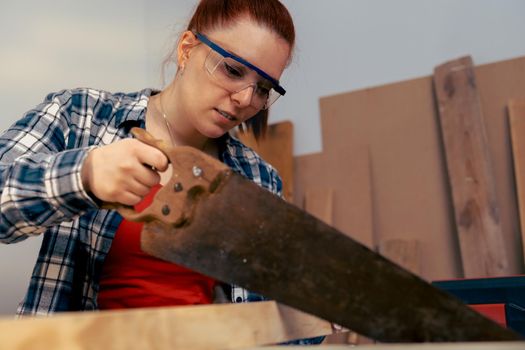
left=432, top=275, right=525, bottom=336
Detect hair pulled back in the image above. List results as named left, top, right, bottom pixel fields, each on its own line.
left=188, top=0, right=295, bottom=139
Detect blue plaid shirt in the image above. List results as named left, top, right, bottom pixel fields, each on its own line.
left=0, top=88, right=324, bottom=345
left=0, top=88, right=284, bottom=315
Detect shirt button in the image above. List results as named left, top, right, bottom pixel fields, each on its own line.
left=235, top=297, right=243, bottom=303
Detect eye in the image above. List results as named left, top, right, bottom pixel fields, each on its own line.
left=255, top=85, right=271, bottom=97
left=223, top=62, right=244, bottom=79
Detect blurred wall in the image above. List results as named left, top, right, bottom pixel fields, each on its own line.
left=0, top=0, right=524, bottom=315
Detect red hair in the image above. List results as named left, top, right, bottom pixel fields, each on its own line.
left=187, top=0, right=295, bottom=140
left=187, top=0, right=295, bottom=51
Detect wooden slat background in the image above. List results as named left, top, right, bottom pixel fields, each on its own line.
left=433, top=56, right=509, bottom=277
left=319, top=56, right=525, bottom=280
left=237, top=121, right=294, bottom=201
left=508, top=98, right=525, bottom=267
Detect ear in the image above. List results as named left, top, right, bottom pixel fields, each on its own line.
left=177, top=31, right=200, bottom=69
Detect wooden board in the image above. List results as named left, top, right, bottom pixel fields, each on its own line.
left=474, top=57, right=525, bottom=275
left=433, top=56, right=508, bottom=277
left=0, top=301, right=332, bottom=350
left=319, top=56, right=525, bottom=280
left=294, top=149, right=374, bottom=346
left=294, top=144, right=374, bottom=248
left=304, top=187, right=334, bottom=224
left=302, top=186, right=373, bottom=346
left=237, top=121, right=294, bottom=201
left=508, top=98, right=525, bottom=268
left=379, top=239, right=421, bottom=276
left=320, top=75, right=462, bottom=280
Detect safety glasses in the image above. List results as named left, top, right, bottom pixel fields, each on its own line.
left=195, top=32, right=286, bottom=110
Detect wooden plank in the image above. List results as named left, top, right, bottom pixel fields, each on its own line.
left=303, top=186, right=373, bottom=346
left=303, top=189, right=370, bottom=346
left=294, top=145, right=374, bottom=248
left=320, top=75, right=462, bottom=280
left=320, top=56, right=525, bottom=281
left=303, top=189, right=374, bottom=346
left=304, top=187, right=333, bottom=224
left=508, top=98, right=525, bottom=267
left=0, top=301, right=332, bottom=350
left=237, top=121, right=294, bottom=201
left=297, top=155, right=373, bottom=346
left=474, top=57, right=525, bottom=276
left=378, top=239, right=421, bottom=276
left=433, top=56, right=509, bottom=277
left=294, top=153, right=323, bottom=205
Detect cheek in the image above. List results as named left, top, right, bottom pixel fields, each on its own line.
left=181, top=70, right=214, bottom=105
left=187, top=65, right=226, bottom=101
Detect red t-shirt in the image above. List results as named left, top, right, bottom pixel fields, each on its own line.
left=98, top=185, right=216, bottom=309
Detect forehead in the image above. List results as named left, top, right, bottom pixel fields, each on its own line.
left=203, top=19, right=291, bottom=80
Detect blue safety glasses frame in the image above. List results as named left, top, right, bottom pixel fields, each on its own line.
left=194, top=32, right=286, bottom=97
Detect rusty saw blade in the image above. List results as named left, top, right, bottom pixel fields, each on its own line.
left=113, top=128, right=521, bottom=343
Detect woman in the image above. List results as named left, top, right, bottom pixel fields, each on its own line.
left=0, top=0, right=316, bottom=325
left=1, top=2, right=327, bottom=343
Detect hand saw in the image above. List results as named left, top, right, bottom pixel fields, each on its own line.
left=111, top=128, right=522, bottom=343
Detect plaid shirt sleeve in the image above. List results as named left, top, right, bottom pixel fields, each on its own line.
left=0, top=90, right=99, bottom=243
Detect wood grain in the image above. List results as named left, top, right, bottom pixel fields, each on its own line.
left=0, top=301, right=332, bottom=350
left=508, top=98, right=525, bottom=269
left=379, top=239, right=421, bottom=276
left=320, top=76, right=462, bottom=280
left=433, top=56, right=509, bottom=277
left=319, top=56, right=525, bottom=280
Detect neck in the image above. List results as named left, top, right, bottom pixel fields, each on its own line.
left=155, top=89, right=209, bottom=151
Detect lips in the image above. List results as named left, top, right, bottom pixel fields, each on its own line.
left=214, top=108, right=237, bottom=122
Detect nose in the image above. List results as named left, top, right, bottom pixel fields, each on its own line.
left=230, top=85, right=254, bottom=108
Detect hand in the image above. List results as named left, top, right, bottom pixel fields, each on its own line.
left=81, top=138, right=169, bottom=206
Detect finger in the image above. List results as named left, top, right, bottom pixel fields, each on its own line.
left=125, top=179, right=154, bottom=198
left=118, top=192, right=143, bottom=207
left=133, top=166, right=162, bottom=189
left=136, top=143, right=169, bottom=172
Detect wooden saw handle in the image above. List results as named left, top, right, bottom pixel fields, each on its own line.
left=102, top=127, right=232, bottom=226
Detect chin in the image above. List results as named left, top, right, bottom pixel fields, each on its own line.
left=200, top=126, right=230, bottom=139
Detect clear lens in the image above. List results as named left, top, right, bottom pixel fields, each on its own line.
left=265, top=89, right=281, bottom=110
left=204, top=50, right=282, bottom=110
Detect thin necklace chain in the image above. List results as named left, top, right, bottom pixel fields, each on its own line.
left=156, top=93, right=208, bottom=152
left=158, top=93, right=176, bottom=147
